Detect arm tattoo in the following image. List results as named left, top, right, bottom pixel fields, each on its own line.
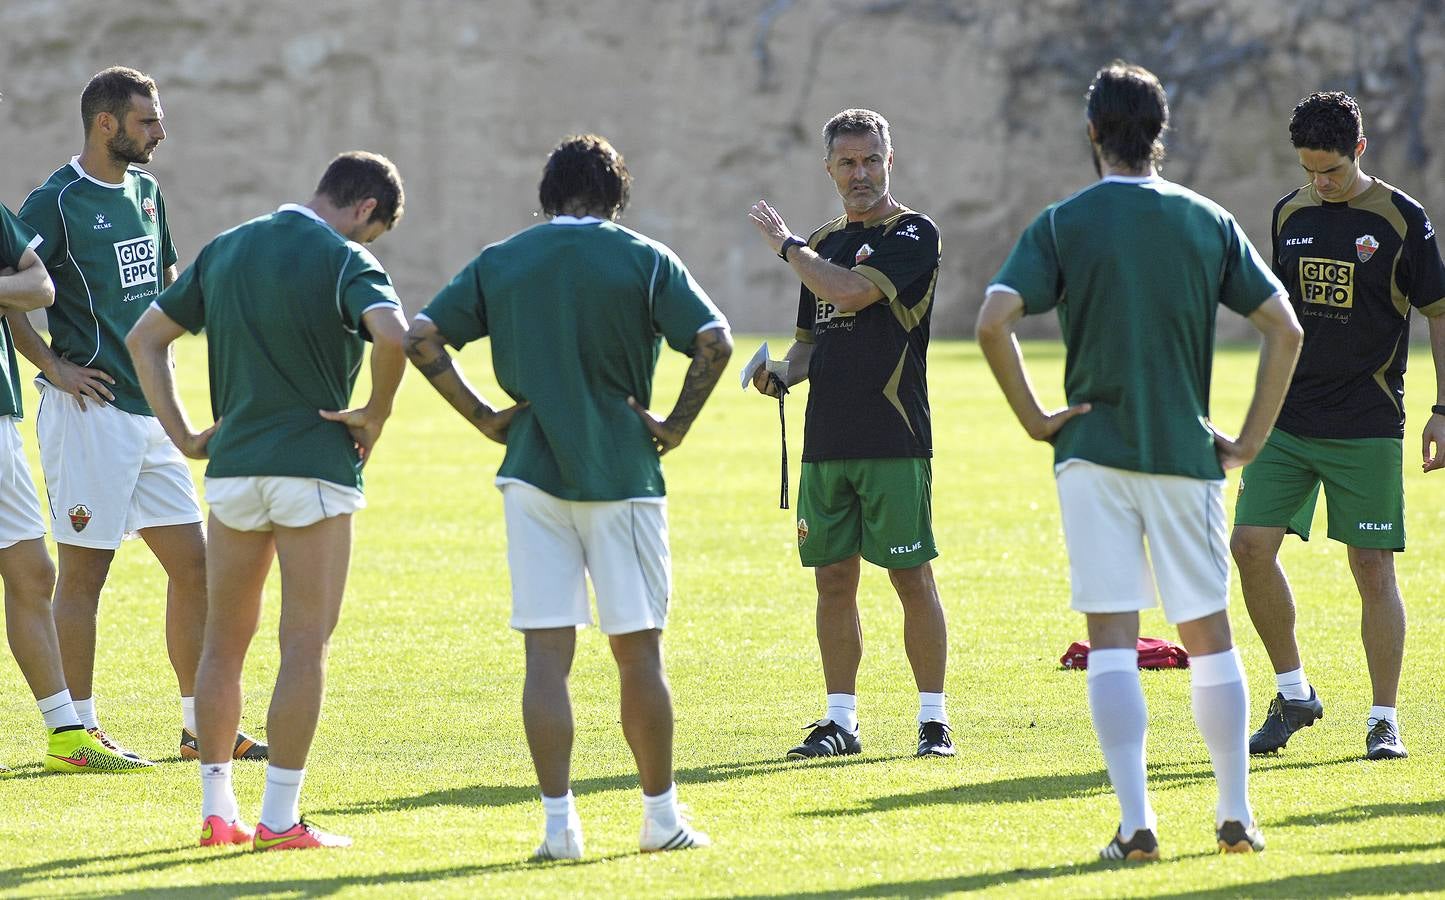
left=417, top=354, right=454, bottom=379
left=664, top=329, right=732, bottom=434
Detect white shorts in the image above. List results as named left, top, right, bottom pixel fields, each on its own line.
left=0, top=417, right=47, bottom=550
left=1055, top=459, right=1229, bottom=624
left=205, top=476, right=365, bottom=532
left=501, top=480, right=672, bottom=635
left=36, top=383, right=202, bottom=549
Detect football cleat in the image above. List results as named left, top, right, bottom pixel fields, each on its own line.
left=1365, top=718, right=1407, bottom=760
left=532, top=825, right=584, bottom=861
left=640, top=806, right=711, bottom=853
left=1217, top=819, right=1266, bottom=853
left=253, top=818, right=352, bottom=851
left=1099, top=826, right=1160, bottom=862
left=44, top=727, right=155, bottom=773
left=786, top=719, right=861, bottom=759
left=87, top=727, right=150, bottom=763
left=1248, top=688, right=1323, bottom=754
left=180, top=728, right=269, bottom=761
left=916, top=720, right=956, bottom=757
left=200, top=815, right=255, bottom=847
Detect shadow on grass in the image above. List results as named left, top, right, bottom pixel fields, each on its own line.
left=0, top=844, right=634, bottom=898
left=728, top=859, right=1445, bottom=899
left=1272, top=797, right=1445, bottom=827
left=315, top=753, right=914, bottom=816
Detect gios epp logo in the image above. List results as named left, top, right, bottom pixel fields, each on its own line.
left=1355, top=234, right=1379, bottom=262
left=1299, top=257, right=1354, bottom=308
left=68, top=504, right=92, bottom=532
left=797, top=517, right=809, bottom=546
left=113, top=236, right=158, bottom=290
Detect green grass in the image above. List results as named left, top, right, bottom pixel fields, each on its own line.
left=1, top=336, right=1443, bottom=898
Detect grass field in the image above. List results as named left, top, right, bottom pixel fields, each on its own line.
left=1, top=335, right=1443, bottom=898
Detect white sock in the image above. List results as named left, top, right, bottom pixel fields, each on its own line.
left=181, top=696, right=197, bottom=733
left=259, top=765, right=305, bottom=832
left=200, top=761, right=240, bottom=822
left=642, top=782, right=679, bottom=830
left=1191, top=649, right=1253, bottom=827
left=38, top=689, right=82, bottom=730
left=73, top=697, right=98, bottom=731
left=918, top=691, right=948, bottom=725
left=825, top=693, right=858, bottom=733
left=1274, top=666, right=1311, bottom=702
left=1368, top=705, right=1397, bottom=726
left=541, top=790, right=579, bottom=836
left=1087, top=648, right=1156, bottom=837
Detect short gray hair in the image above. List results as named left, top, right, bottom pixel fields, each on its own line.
left=822, top=108, right=891, bottom=155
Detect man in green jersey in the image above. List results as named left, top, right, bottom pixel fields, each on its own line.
left=13, top=66, right=262, bottom=764
left=0, top=201, right=151, bottom=774
left=407, top=134, right=730, bottom=860
left=747, top=109, right=953, bottom=760
left=978, top=62, right=1301, bottom=860
left=128, top=151, right=407, bottom=850
left=1232, top=92, right=1445, bottom=762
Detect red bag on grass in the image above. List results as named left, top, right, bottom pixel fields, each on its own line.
left=1060, top=637, right=1189, bottom=670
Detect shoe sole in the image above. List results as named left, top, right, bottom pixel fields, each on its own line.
left=1219, top=839, right=1260, bottom=853
left=1249, top=714, right=1323, bottom=755
left=916, top=748, right=956, bottom=757
left=1365, top=749, right=1408, bottom=760
left=786, top=749, right=860, bottom=760
left=1125, top=849, right=1161, bottom=861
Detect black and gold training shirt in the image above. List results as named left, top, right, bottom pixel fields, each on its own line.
left=795, top=208, right=939, bottom=461
left=1272, top=178, right=1445, bottom=439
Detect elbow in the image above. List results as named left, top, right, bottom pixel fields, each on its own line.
left=975, top=315, right=1006, bottom=348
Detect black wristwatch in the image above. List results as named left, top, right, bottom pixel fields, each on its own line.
left=778, top=235, right=806, bottom=262
left=1432, top=404, right=1445, bottom=416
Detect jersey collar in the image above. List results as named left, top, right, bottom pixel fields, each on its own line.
left=277, top=203, right=340, bottom=235
left=1100, top=174, right=1164, bottom=185
left=549, top=215, right=605, bottom=226
left=68, top=156, right=127, bottom=189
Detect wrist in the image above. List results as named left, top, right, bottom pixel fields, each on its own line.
left=778, top=235, right=806, bottom=262
left=1432, top=404, right=1445, bottom=416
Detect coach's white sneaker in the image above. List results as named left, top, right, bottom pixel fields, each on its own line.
left=640, top=806, right=711, bottom=853
left=532, top=824, right=583, bottom=861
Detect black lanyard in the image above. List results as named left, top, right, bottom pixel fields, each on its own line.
left=770, top=374, right=789, bottom=509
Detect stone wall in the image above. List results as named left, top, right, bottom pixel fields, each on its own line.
left=3, top=0, right=1442, bottom=337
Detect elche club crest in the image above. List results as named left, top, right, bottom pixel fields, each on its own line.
left=797, top=517, right=809, bottom=546
left=1355, top=234, right=1379, bottom=262
left=141, top=197, right=158, bottom=223
left=68, top=504, right=92, bottom=532
left=855, top=243, right=873, bottom=265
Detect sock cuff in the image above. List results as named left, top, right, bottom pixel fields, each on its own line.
left=200, top=760, right=233, bottom=779
left=264, top=765, right=305, bottom=787
left=1087, top=647, right=1139, bottom=677
left=38, top=690, right=74, bottom=712
left=642, top=783, right=677, bottom=811
left=825, top=693, right=857, bottom=710
left=1190, top=648, right=1244, bottom=688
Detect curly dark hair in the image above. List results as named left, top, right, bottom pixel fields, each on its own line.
left=81, top=66, right=156, bottom=135
left=315, top=151, right=405, bottom=229
left=1085, top=61, right=1169, bottom=170
left=538, top=134, right=631, bottom=219
left=1289, top=92, right=1363, bottom=158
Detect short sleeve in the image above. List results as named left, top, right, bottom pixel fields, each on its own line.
left=850, top=214, right=940, bottom=308
left=991, top=209, right=1063, bottom=315
left=650, top=245, right=726, bottom=354
left=1219, top=214, right=1283, bottom=316
left=155, top=250, right=206, bottom=334
left=1402, top=209, right=1445, bottom=316
left=157, top=190, right=178, bottom=268
left=0, top=205, right=38, bottom=269
left=420, top=258, right=488, bottom=350
left=794, top=283, right=817, bottom=344
left=17, top=187, right=65, bottom=269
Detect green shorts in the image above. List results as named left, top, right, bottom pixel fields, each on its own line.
left=796, top=458, right=937, bottom=569
left=1234, top=429, right=1404, bottom=550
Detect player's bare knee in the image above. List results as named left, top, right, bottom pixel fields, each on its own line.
left=1229, top=528, right=1275, bottom=568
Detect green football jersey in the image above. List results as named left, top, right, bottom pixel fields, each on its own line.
left=992, top=175, right=1283, bottom=478
left=156, top=204, right=402, bottom=487
left=19, top=158, right=178, bottom=416
left=422, top=217, right=727, bottom=501
left=0, top=205, right=43, bottom=419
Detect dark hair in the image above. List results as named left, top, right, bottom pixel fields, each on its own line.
left=314, top=151, right=405, bottom=228
left=1085, top=61, right=1169, bottom=170
left=81, top=66, right=157, bottom=135
left=1289, top=92, right=1363, bottom=158
left=538, top=135, right=631, bottom=219
left=822, top=108, right=891, bottom=155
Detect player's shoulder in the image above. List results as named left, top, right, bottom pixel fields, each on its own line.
left=882, top=208, right=939, bottom=240
left=21, top=163, right=82, bottom=207
left=125, top=165, right=163, bottom=192
left=807, top=214, right=849, bottom=245
left=1374, top=179, right=1435, bottom=232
